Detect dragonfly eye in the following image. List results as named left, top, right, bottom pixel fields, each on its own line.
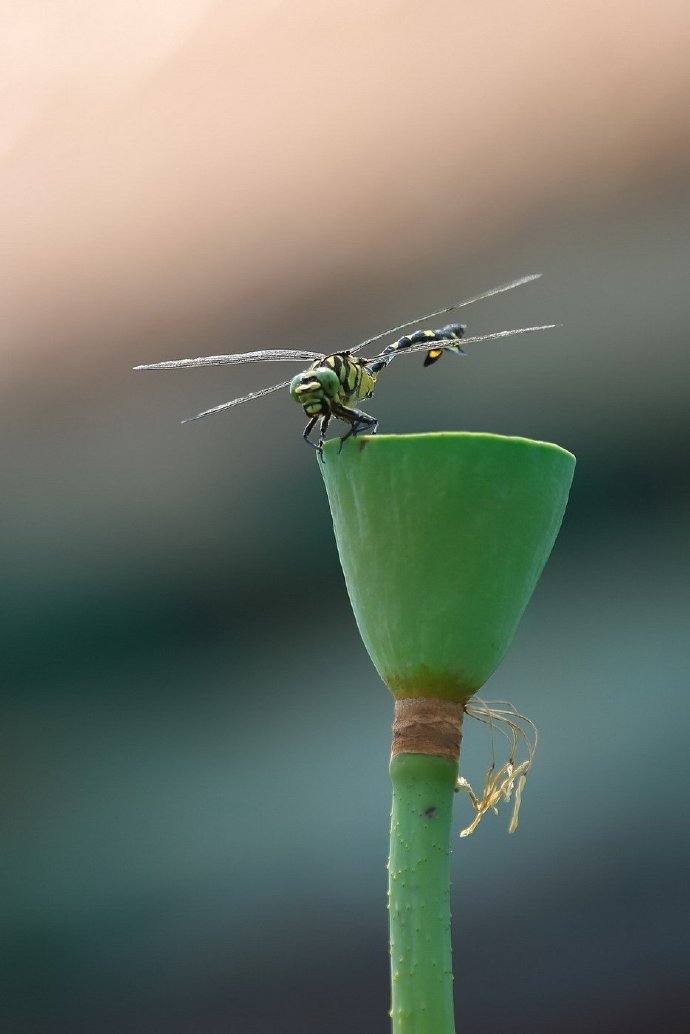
left=289, top=372, right=309, bottom=400
left=314, top=368, right=340, bottom=396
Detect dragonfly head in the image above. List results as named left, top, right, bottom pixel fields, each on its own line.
left=290, top=367, right=340, bottom=407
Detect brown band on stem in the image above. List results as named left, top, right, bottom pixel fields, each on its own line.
left=391, top=697, right=464, bottom=762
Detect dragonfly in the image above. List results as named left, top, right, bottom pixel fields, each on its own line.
left=134, top=273, right=557, bottom=454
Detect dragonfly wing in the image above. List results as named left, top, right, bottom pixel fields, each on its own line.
left=182, top=378, right=293, bottom=423
left=366, top=323, right=560, bottom=364
left=134, top=349, right=324, bottom=371
left=349, top=273, right=543, bottom=355
left=433, top=273, right=544, bottom=315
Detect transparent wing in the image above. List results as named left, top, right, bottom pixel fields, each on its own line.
left=349, top=273, right=543, bottom=356
left=134, top=349, right=324, bottom=371
left=366, top=323, right=560, bottom=364
left=181, top=378, right=293, bottom=423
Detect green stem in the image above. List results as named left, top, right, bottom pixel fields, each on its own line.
left=388, top=753, right=458, bottom=1034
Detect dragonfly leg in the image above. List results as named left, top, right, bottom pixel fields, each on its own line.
left=330, top=402, right=378, bottom=453
left=316, top=413, right=332, bottom=462
left=302, top=415, right=320, bottom=450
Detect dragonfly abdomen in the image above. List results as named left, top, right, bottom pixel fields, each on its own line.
left=368, top=322, right=467, bottom=373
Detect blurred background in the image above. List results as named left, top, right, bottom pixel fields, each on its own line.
left=2, top=2, right=690, bottom=1031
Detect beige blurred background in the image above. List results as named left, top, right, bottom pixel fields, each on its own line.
left=3, top=3, right=690, bottom=1032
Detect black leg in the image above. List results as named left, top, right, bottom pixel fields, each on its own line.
left=316, top=413, right=331, bottom=462
left=331, top=402, right=378, bottom=452
left=302, top=415, right=319, bottom=450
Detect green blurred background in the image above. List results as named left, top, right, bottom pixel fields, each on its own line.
left=3, top=3, right=690, bottom=1031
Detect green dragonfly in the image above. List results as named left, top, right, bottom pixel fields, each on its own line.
left=135, top=273, right=556, bottom=453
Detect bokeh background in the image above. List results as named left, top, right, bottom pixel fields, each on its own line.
left=3, top=2, right=690, bottom=1031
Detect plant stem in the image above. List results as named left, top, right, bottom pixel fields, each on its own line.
left=388, top=752, right=458, bottom=1034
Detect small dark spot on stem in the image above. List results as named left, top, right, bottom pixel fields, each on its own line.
left=423, top=806, right=437, bottom=819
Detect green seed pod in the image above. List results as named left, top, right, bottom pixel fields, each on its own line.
left=320, top=432, right=575, bottom=703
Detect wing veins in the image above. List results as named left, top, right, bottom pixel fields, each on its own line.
left=134, top=349, right=324, bottom=371
left=366, top=323, right=559, bottom=363
left=182, top=378, right=293, bottom=423
left=349, top=273, right=543, bottom=356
